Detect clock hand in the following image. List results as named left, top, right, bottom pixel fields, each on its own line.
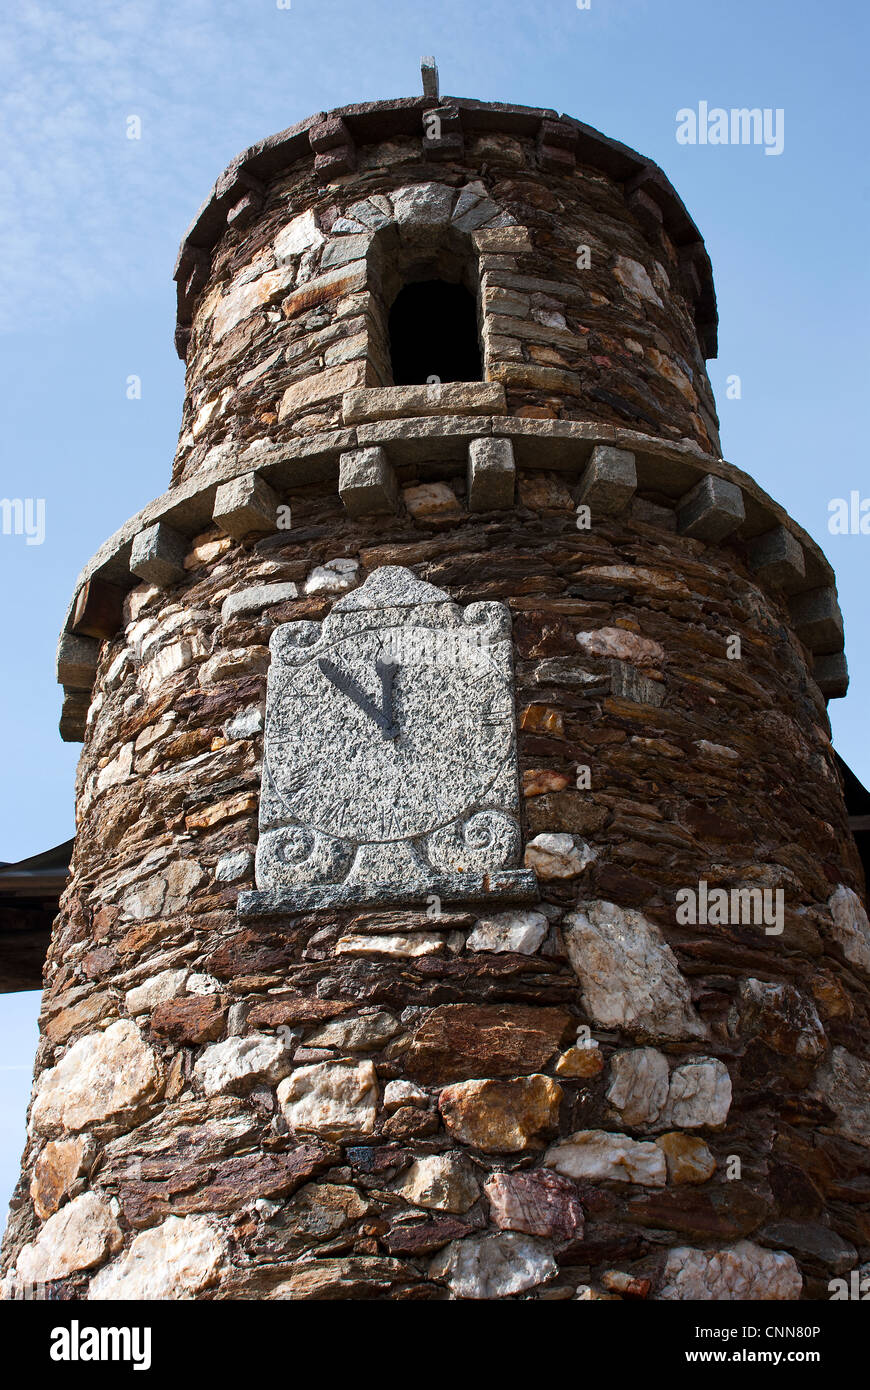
left=318, top=658, right=398, bottom=739
left=376, top=658, right=399, bottom=740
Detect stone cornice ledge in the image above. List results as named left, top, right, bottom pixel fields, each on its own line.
left=56, top=416, right=847, bottom=741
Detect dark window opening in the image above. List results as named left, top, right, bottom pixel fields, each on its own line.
left=388, top=280, right=483, bottom=386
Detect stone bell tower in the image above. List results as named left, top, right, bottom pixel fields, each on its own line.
left=4, top=62, right=868, bottom=1301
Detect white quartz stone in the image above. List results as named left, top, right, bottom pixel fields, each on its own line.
left=524, top=833, right=596, bottom=880
left=544, top=1129, right=667, bottom=1186
left=16, top=1193, right=122, bottom=1284
left=89, top=1215, right=227, bottom=1300
left=186, top=973, right=223, bottom=996
left=466, top=909, right=549, bottom=955
left=224, top=707, right=264, bottom=740
left=274, top=210, right=325, bottom=262
left=613, top=255, right=663, bottom=306
left=277, top=1059, right=379, bottom=1139
left=575, top=627, right=664, bottom=665
left=30, top=1021, right=161, bottom=1135
left=828, top=885, right=870, bottom=973
left=658, top=1240, right=802, bottom=1301
left=335, top=932, right=446, bottom=958
left=563, top=900, right=706, bottom=1041
left=382, top=1079, right=429, bottom=1111
left=193, top=1033, right=291, bottom=1096
left=139, top=636, right=208, bottom=695
left=394, top=1152, right=480, bottom=1212
left=125, top=969, right=188, bottom=1015
left=96, top=742, right=134, bottom=791
left=663, top=1057, right=732, bottom=1130
left=303, top=557, right=361, bottom=595
left=607, top=1047, right=670, bottom=1127
left=430, top=1232, right=557, bottom=1298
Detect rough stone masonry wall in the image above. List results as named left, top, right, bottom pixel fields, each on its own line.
left=172, top=130, right=720, bottom=490
left=4, top=473, right=869, bottom=1301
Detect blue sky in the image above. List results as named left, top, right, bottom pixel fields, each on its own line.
left=0, top=0, right=867, bottom=1216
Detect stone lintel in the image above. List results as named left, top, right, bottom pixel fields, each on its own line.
left=130, top=522, right=188, bottom=588
left=238, top=869, right=539, bottom=916
left=56, top=633, right=101, bottom=690
left=677, top=473, right=745, bottom=542
left=575, top=445, right=637, bottom=517
left=213, top=473, right=280, bottom=541
left=338, top=447, right=400, bottom=516
left=467, top=437, right=515, bottom=512
left=342, top=383, right=506, bottom=425
left=749, top=525, right=807, bottom=589
left=813, top=651, right=849, bottom=700
left=789, top=586, right=844, bottom=652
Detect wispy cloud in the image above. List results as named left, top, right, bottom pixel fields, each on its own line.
left=0, top=0, right=279, bottom=330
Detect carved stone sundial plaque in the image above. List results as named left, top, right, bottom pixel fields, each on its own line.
left=238, top=565, right=537, bottom=913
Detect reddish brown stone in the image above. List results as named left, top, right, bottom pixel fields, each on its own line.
left=600, top=1269, right=651, bottom=1299
left=625, top=1185, right=772, bottom=1239
left=404, top=1004, right=571, bottom=1083
left=512, top=610, right=575, bottom=658
left=592, top=863, right=660, bottom=905
left=523, top=768, right=572, bottom=797
left=204, top=930, right=298, bottom=978
left=121, top=1144, right=339, bottom=1227
left=44, top=991, right=114, bottom=1044
left=524, top=792, right=609, bottom=835
left=484, top=1169, right=584, bottom=1242
left=173, top=676, right=266, bottom=727
left=682, top=804, right=744, bottom=842
left=150, top=995, right=228, bottom=1044
left=381, top=1215, right=478, bottom=1255
left=30, top=1135, right=94, bottom=1219
left=381, top=1106, right=440, bottom=1140
left=92, top=904, right=120, bottom=939
left=81, top=946, right=117, bottom=979
left=247, top=997, right=354, bottom=1027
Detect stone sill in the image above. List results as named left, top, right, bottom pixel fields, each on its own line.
left=342, top=382, right=506, bottom=424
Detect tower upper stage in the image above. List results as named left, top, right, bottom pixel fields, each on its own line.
left=170, top=94, right=720, bottom=492
left=54, top=90, right=848, bottom=735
